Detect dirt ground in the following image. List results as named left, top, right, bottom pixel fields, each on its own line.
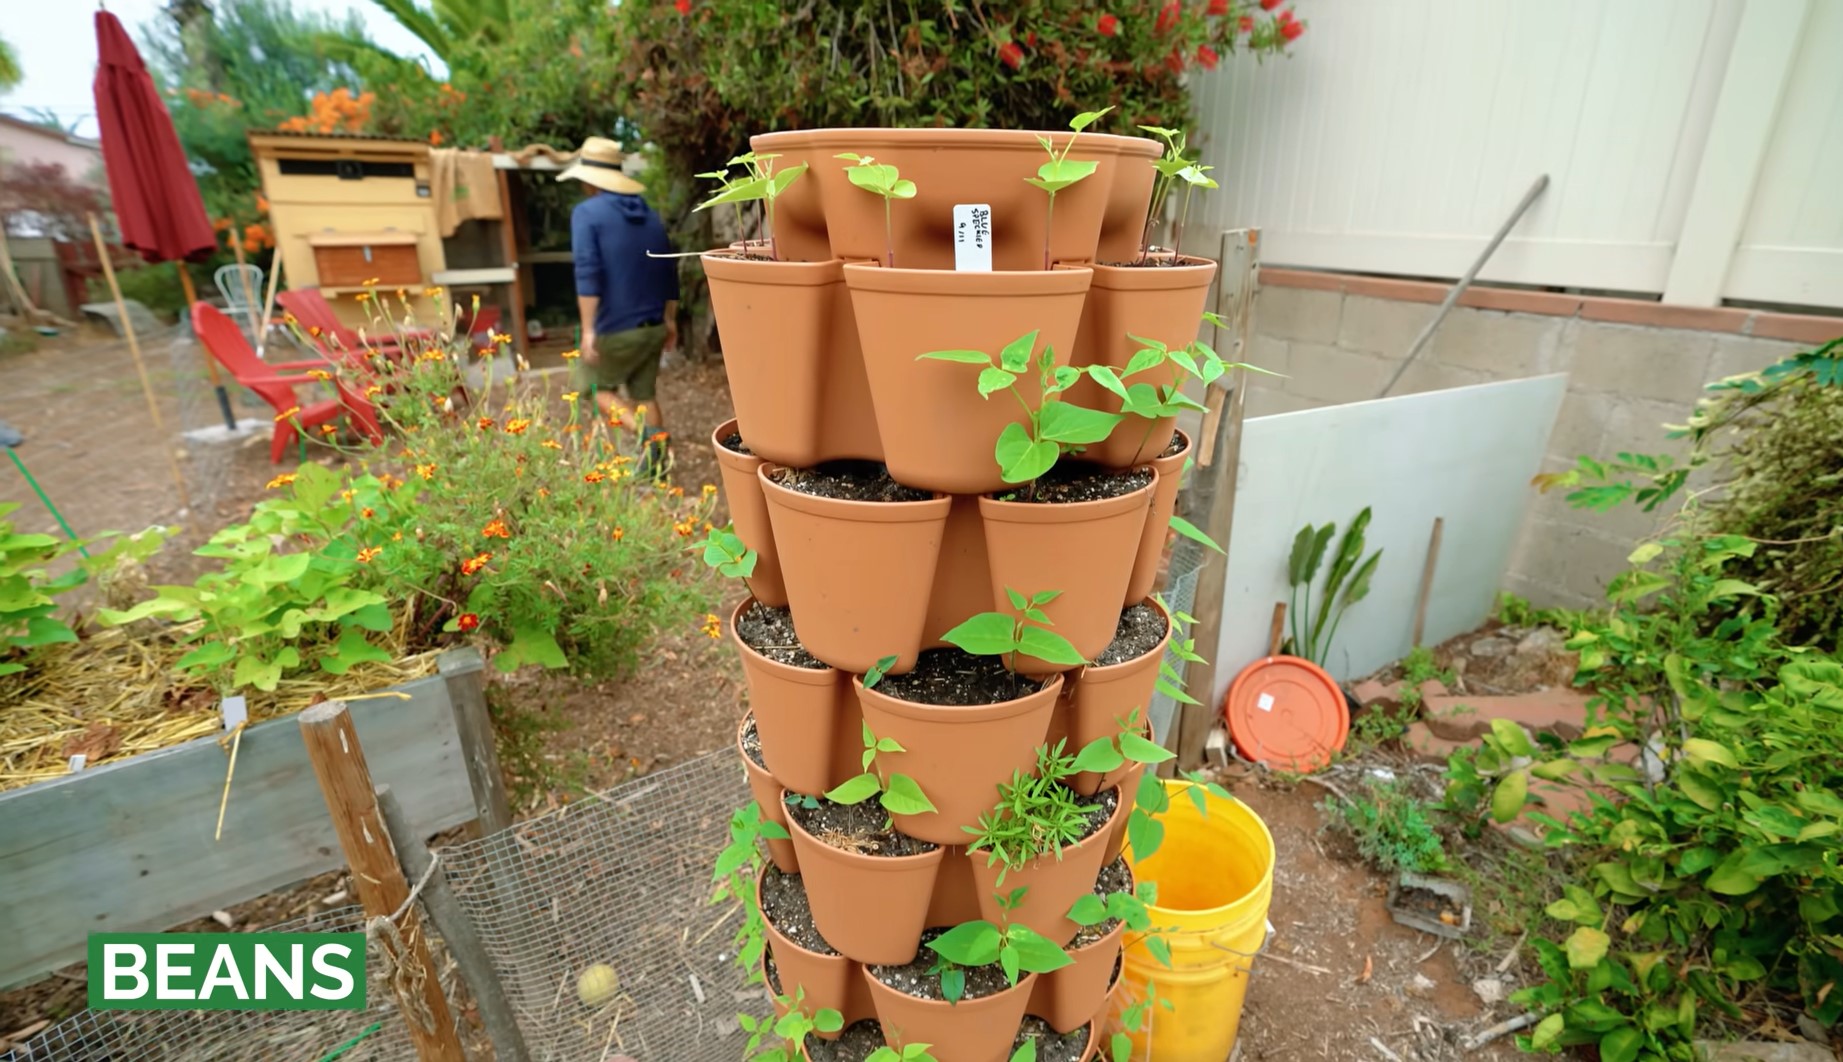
left=2, top=331, right=1536, bottom=1059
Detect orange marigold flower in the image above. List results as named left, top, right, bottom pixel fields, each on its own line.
left=354, top=291, right=373, bottom=303
left=415, top=463, right=437, bottom=481
left=584, top=470, right=606, bottom=484
left=537, top=487, right=551, bottom=498
left=461, top=552, right=492, bottom=576
left=265, top=473, right=296, bottom=489
left=365, top=385, right=383, bottom=398
left=275, top=406, right=301, bottom=422
left=505, top=418, right=531, bottom=435
left=482, top=518, right=512, bottom=539
left=668, top=485, right=685, bottom=498
left=356, top=546, right=383, bottom=563
left=457, top=612, right=480, bottom=632
left=392, top=530, right=403, bottom=541
left=540, top=439, right=563, bottom=450
left=611, top=526, right=625, bottom=541
left=307, top=326, right=323, bottom=338
left=491, top=332, right=513, bottom=345
left=699, top=613, right=722, bottom=640
left=649, top=431, right=669, bottom=443
left=308, top=369, right=331, bottom=381
left=562, top=391, right=579, bottom=403
left=320, top=424, right=337, bottom=436
left=560, top=348, right=581, bottom=360
left=477, top=416, right=496, bottom=430
left=340, top=488, right=355, bottom=502
left=360, top=507, right=375, bottom=518
left=701, top=484, right=718, bottom=498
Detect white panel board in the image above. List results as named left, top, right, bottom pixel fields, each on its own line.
left=1210, top=375, right=1566, bottom=704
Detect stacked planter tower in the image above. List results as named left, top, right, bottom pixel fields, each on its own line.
left=708, top=125, right=1222, bottom=1062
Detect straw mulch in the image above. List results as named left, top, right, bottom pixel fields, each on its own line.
left=0, top=619, right=440, bottom=793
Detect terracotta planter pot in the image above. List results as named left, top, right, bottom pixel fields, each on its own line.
left=757, top=866, right=865, bottom=1039
left=1103, top=762, right=1147, bottom=864
left=784, top=795, right=943, bottom=965
left=855, top=673, right=1063, bottom=846
left=733, top=598, right=850, bottom=796
left=1124, top=431, right=1192, bottom=605
left=712, top=420, right=788, bottom=608
left=1066, top=259, right=1217, bottom=469
left=1066, top=598, right=1170, bottom=795
left=844, top=265, right=1094, bottom=495
left=1097, top=140, right=1163, bottom=264
left=977, top=473, right=1156, bottom=673
left=758, top=128, right=1158, bottom=271
left=924, top=845, right=982, bottom=929
left=968, top=787, right=1127, bottom=946
left=1030, top=921, right=1125, bottom=1034
left=862, top=965, right=1037, bottom=1062
left=738, top=716, right=799, bottom=874
left=759, top=466, right=951, bottom=675
left=921, top=496, right=995, bottom=652
left=703, top=255, right=842, bottom=468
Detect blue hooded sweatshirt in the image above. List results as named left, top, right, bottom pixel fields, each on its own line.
left=571, top=192, right=680, bottom=335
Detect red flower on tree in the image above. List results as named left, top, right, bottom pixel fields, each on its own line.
left=1197, top=44, right=1220, bottom=69
left=998, top=41, right=1024, bottom=69
left=1208, top=0, right=1230, bottom=14
left=1155, top=1, right=1180, bottom=33
left=1260, top=0, right=1283, bottom=9
left=673, top=0, right=690, bottom=13
left=457, top=613, right=480, bottom=632
left=1240, top=15, right=1254, bottom=32
left=1164, top=47, right=1185, bottom=73
left=1097, top=13, right=1119, bottom=36
left=1281, top=15, right=1305, bottom=40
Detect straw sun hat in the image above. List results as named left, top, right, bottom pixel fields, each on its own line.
left=556, top=136, right=645, bottom=195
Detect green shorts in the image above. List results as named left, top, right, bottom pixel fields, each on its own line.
left=575, top=324, right=666, bottom=401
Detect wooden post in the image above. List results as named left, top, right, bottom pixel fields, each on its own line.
left=496, top=168, right=528, bottom=356
left=256, top=247, right=285, bottom=361
left=87, top=214, right=195, bottom=520
left=1411, top=517, right=1445, bottom=648
left=1172, top=228, right=1260, bottom=771
left=299, top=701, right=465, bottom=1062
left=439, top=648, right=510, bottom=834
left=377, top=786, right=531, bottom=1062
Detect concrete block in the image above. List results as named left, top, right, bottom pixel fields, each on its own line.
left=1390, top=358, right=1493, bottom=397
left=1509, top=519, right=1634, bottom=607
left=1565, top=527, right=1642, bottom=603
left=1282, top=342, right=1394, bottom=404
left=1337, top=295, right=1429, bottom=358
left=1423, top=690, right=1592, bottom=741
left=1429, top=309, right=1562, bottom=375
left=1697, top=1043, right=1834, bottom=1062
left=1256, top=285, right=1341, bottom=345
left=1545, top=392, right=1609, bottom=464
left=1247, top=333, right=1290, bottom=382
left=1568, top=322, right=1714, bottom=404
left=1708, top=334, right=1803, bottom=384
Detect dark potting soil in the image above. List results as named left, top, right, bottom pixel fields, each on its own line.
left=740, top=715, right=769, bottom=770
left=868, top=927, right=1013, bottom=1002
left=737, top=601, right=827, bottom=669
left=719, top=430, right=753, bottom=456
left=772, top=461, right=932, bottom=503
left=1098, top=255, right=1199, bottom=268
left=1070, top=857, right=1136, bottom=949
left=764, top=949, right=782, bottom=994
left=1014, top=1015, right=1092, bottom=1062
left=759, top=867, right=839, bottom=956
left=994, top=464, right=1153, bottom=505
left=785, top=792, right=938, bottom=858
left=1091, top=603, right=1169, bottom=667
left=1159, top=430, right=1186, bottom=458
left=871, top=648, right=1045, bottom=706
left=804, top=1020, right=889, bottom=1062
left=1396, top=884, right=1464, bottom=924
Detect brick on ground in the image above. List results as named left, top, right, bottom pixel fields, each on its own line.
left=1422, top=690, right=1591, bottom=742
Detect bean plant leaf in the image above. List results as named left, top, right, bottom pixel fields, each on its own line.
left=1006, top=588, right=1029, bottom=610
left=320, top=627, right=391, bottom=675
left=825, top=773, right=882, bottom=806
left=996, top=424, right=1058, bottom=484
left=1120, top=729, right=1175, bottom=764
left=1016, top=625, right=1086, bottom=665
left=928, top=921, right=1002, bottom=967
left=937, top=967, right=964, bottom=1006
left=1168, top=515, right=1224, bottom=554
left=1006, top=925, right=1073, bottom=975
left=881, top=773, right=937, bottom=816
left=1072, top=738, right=1125, bottom=775
left=920, top=349, right=994, bottom=365
left=999, top=331, right=1039, bottom=373
left=941, top=612, right=1017, bottom=656
left=1038, top=402, right=1123, bottom=445
left=1127, top=809, right=1164, bottom=861
left=1066, top=893, right=1109, bottom=926
left=1087, top=365, right=1129, bottom=399
left=978, top=367, right=1018, bottom=398
left=1110, top=1033, right=1132, bottom=1062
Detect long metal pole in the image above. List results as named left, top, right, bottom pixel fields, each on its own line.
left=1376, top=174, right=1550, bottom=399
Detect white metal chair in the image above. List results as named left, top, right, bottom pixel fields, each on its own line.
left=213, top=263, right=265, bottom=344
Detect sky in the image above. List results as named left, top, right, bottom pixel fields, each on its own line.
left=0, top=0, right=442, bottom=139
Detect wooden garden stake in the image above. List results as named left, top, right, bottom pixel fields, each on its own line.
left=377, top=786, right=532, bottom=1062
left=1411, top=517, right=1445, bottom=647
left=1172, top=227, right=1259, bottom=771
left=1267, top=602, right=1287, bottom=658
left=299, top=701, right=464, bottom=1062
left=87, top=214, right=194, bottom=521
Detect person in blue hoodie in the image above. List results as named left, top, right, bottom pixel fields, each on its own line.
left=558, top=137, right=680, bottom=468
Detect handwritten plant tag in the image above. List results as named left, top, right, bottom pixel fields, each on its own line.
left=220, top=695, right=248, bottom=732
left=953, top=203, right=993, bottom=272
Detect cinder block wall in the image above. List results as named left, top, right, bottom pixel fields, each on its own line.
left=1244, top=270, right=1841, bottom=608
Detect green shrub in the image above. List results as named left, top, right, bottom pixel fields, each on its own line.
left=1321, top=776, right=1447, bottom=876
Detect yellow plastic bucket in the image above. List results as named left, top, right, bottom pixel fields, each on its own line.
left=1112, top=780, right=1275, bottom=1060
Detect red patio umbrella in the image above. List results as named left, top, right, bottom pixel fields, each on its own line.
left=91, top=7, right=235, bottom=444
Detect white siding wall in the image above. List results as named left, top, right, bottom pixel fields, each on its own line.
left=1193, top=0, right=1843, bottom=308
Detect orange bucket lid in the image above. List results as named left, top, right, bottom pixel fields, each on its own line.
left=1223, top=655, right=1349, bottom=772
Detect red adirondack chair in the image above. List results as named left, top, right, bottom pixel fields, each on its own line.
left=276, top=288, right=433, bottom=360
left=192, top=303, right=383, bottom=464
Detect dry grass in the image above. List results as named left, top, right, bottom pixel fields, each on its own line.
left=0, top=617, right=439, bottom=792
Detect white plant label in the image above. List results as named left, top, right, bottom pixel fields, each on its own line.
left=953, top=204, right=993, bottom=272
left=68, top=754, right=86, bottom=773
left=221, top=694, right=248, bottom=732
left=1256, top=692, right=1275, bottom=712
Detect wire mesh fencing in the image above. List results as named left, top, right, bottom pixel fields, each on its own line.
left=439, top=750, right=762, bottom=1062
left=0, top=905, right=445, bottom=1062
left=1149, top=538, right=1207, bottom=745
